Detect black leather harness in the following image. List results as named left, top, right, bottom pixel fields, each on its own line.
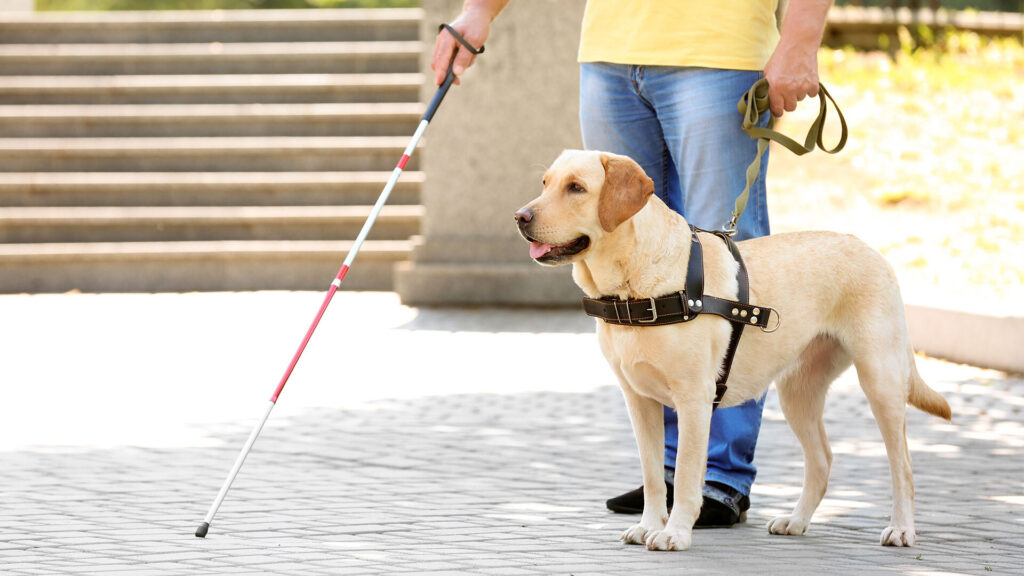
left=582, top=227, right=779, bottom=409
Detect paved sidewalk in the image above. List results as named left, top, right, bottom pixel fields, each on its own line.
left=1, top=292, right=1022, bottom=575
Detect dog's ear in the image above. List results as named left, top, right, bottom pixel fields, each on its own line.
left=598, top=154, right=654, bottom=233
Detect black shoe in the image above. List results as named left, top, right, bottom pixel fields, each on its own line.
left=605, top=482, right=672, bottom=514
left=695, top=481, right=749, bottom=528
left=606, top=480, right=749, bottom=528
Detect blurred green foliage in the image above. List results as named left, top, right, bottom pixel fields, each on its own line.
left=37, top=0, right=417, bottom=10
left=823, top=26, right=1024, bottom=89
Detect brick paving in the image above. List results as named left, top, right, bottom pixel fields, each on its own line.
left=1, top=292, right=1022, bottom=575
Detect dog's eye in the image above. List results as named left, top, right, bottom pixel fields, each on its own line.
left=567, top=182, right=586, bottom=194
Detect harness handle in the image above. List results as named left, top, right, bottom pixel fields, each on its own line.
left=727, top=79, right=848, bottom=235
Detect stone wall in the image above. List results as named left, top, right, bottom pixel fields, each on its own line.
left=395, top=0, right=586, bottom=306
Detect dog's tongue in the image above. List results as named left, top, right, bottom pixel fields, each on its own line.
left=529, top=242, right=553, bottom=259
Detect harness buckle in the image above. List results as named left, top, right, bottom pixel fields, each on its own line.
left=638, top=297, right=658, bottom=323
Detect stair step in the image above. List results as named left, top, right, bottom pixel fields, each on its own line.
left=0, top=41, right=422, bottom=75
left=0, top=8, right=428, bottom=294
left=0, top=239, right=411, bottom=292
left=0, top=8, right=422, bottom=44
left=0, top=73, right=424, bottom=104
left=0, top=136, right=416, bottom=172
left=0, top=171, right=423, bottom=207
left=0, top=103, right=425, bottom=137
left=0, top=205, right=423, bottom=242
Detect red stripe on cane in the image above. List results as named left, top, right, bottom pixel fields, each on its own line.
left=269, top=286, right=334, bottom=403
left=397, top=154, right=410, bottom=170
left=268, top=264, right=349, bottom=403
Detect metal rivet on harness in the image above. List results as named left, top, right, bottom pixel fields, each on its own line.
left=751, top=316, right=758, bottom=324
left=753, top=307, right=760, bottom=315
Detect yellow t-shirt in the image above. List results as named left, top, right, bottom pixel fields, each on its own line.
left=578, top=0, right=780, bottom=71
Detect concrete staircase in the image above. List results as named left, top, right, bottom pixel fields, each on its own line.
left=0, top=8, right=424, bottom=292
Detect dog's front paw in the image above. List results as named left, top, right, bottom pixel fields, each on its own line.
left=621, top=523, right=655, bottom=545
left=643, top=527, right=692, bottom=551
left=880, top=525, right=916, bottom=547
left=767, top=515, right=809, bottom=536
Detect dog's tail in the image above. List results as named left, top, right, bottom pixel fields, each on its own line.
left=907, top=361, right=952, bottom=421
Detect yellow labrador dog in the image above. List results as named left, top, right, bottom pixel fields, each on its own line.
left=515, top=150, right=951, bottom=552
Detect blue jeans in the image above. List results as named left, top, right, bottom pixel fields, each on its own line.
left=579, top=62, right=769, bottom=495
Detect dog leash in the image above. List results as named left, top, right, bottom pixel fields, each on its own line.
left=727, top=79, right=848, bottom=235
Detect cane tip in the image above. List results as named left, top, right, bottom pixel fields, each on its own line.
left=195, top=522, right=209, bottom=538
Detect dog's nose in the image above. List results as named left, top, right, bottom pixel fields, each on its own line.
left=514, top=208, right=533, bottom=225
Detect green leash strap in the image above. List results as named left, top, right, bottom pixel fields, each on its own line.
left=728, top=78, right=848, bottom=235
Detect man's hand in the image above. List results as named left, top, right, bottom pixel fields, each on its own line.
left=430, top=1, right=509, bottom=86
left=763, top=0, right=831, bottom=117
left=763, top=39, right=819, bottom=117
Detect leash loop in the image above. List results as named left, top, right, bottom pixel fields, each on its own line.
left=728, top=79, right=848, bottom=235
left=738, top=79, right=847, bottom=155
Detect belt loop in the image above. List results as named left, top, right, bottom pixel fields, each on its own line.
left=679, top=291, right=690, bottom=321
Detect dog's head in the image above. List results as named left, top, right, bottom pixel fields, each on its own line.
left=515, top=150, right=654, bottom=266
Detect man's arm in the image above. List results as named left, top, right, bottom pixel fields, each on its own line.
left=764, top=0, right=832, bottom=117
left=430, top=0, right=511, bottom=86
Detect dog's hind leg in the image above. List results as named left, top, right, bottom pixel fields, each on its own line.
left=617, top=381, right=670, bottom=546
left=854, top=354, right=917, bottom=547
left=768, top=335, right=851, bottom=537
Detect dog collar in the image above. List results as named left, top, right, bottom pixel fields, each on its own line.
left=581, top=226, right=780, bottom=408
